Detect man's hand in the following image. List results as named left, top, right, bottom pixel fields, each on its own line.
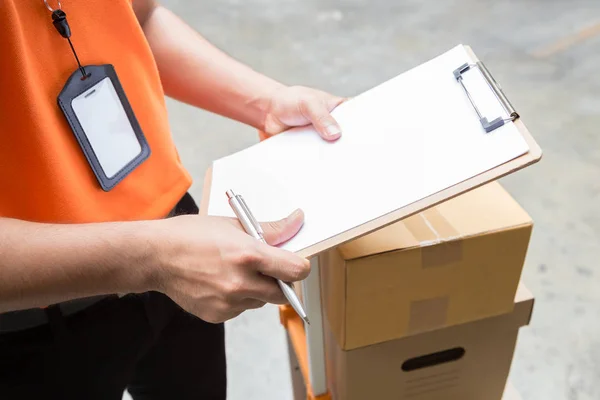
left=0, top=211, right=308, bottom=318
left=260, top=86, right=346, bottom=141
left=152, top=210, right=310, bottom=323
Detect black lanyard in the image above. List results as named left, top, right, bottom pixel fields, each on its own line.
left=44, top=0, right=87, bottom=78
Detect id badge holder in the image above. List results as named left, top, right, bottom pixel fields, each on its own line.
left=45, top=4, right=150, bottom=191
left=58, top=65, right=151, bottom=191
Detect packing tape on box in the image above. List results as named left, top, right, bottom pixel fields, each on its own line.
left=407, top=295, right=450, bottom=334
left=403, top=208, right=463, bottom=269
left=403, top=208, right=459, bottom=333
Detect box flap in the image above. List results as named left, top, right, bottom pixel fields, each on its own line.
left=338, top=221, right=422, bottom=260
left=338, top=182, right=532, bottom=260
left=435, top=182, right=532, bottom=239
left=513, top=282, right=535, bottom=326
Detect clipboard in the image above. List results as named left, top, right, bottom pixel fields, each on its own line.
left=199, top=45, right=542, bottom=260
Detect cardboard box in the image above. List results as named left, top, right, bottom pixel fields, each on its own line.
left=319, top=182, right=532, bottom=350
left=287, top=339, right=524, bottom=400
left=323, top=283, right=534, bottom=400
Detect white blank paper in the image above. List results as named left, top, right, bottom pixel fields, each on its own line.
left=207, top=45, right=530, bottom=254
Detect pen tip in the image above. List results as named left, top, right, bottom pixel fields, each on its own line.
left=225, top=190, right=235, bottom=200
left=305, top=317, right=310, bottom=325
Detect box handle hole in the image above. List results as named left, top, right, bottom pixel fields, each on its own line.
left=402, top=347, right=465, bottom=372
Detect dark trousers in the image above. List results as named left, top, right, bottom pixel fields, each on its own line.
left=0, top=193, right=226, bottom=399
left=0, top=292, right=226, bottom=400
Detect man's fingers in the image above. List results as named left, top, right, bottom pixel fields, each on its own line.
left=243, top=275, right=288, bottom=305
left=261, top=209, right=305, bottom=246
left=253, top=243, right=310, bottom=283
left=238, top=298, right=268, bottom=310
left=235, top=208, right=309, bottom=292
left=300, top=97, right=344, bottom=141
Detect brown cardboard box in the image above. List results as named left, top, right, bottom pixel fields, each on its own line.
left=323, top=283, right=534, bottom=400
left=319, top=182, right=532, bottom=350
left=287, top=338, right=524, bottom=400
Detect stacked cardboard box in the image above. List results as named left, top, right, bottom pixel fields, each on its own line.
left=288, top=350, right=525, bottom=400
left=297, top=181, right=534, bottom=399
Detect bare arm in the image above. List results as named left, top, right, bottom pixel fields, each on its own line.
left=0, top=218, right=156, bottom=313
left=0, top=212, right=309, bottom=322
left=135, top=1, right=284, bottom=132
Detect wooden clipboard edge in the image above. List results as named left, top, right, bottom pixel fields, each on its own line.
left=199, top=166, right=213, bottom=216
left=293, top=45, right=542, bottom=259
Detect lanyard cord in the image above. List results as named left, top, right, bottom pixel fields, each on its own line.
left=44, top=0, right=87, bottom=78
left=64, top=33, right=86, bottom=78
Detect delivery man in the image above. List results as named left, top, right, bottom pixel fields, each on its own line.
left=0, top=1, right=344, bottom=399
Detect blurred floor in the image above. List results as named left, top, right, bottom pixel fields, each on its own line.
left=127, top=1, right=600, bottom=399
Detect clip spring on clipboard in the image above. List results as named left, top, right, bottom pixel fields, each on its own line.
left=454, top=62, right=519, bottom=133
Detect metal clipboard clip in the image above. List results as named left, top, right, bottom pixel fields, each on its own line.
left=453, top=62, right=519, bottom=133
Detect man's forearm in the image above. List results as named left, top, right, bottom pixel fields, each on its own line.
left=0, top=218, right=158, bottom=313
left=141, top=5, right=284, bottom=131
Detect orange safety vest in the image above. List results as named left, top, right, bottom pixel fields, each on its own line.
left=0, top=0, right=192, bottom=223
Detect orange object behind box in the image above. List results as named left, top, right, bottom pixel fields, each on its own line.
left=280, top=305, right=331, bottom=400
left=319, top=181, right=533, bottom=350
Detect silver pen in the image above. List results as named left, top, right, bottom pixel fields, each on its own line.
left=226, top=190, right=310, bottom=325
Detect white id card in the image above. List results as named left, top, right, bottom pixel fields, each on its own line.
left=58, top=65, right=151, bottom=191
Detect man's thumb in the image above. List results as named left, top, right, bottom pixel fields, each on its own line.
left=301, top=99, right=343, bottom=141
left=261, top=209, right=305, bottom=245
